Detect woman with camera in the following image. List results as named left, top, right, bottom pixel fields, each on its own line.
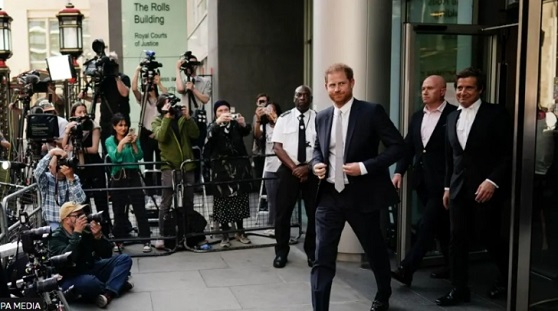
left=62, top=102, right=111, bottom=235
left=204, top=100, right=252, bottom=247
left=105, top=113, right=151, bottom=253
left=132, top=66, right=167, bottom=203
left=253, top=102, right=282, bottom=228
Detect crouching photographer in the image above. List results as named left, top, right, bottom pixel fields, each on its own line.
left=48, top=202, right=133, bottom=308
left=34, top=147, right=87, bottom=230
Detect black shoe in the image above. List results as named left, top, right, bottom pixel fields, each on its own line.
left=273, top=255, right=287, bottom=268
left=487, top=284, right=506, bottom=299
left=391, top=265, right=413, bottom=287
left=430, top=267, right=450, bottom=279
left=370, top=299, right=389, bottom=311
left=307, top=257, right=315, bottom=268
left=435, top=288, right=471, bottom=306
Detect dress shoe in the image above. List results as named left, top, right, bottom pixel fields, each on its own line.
left=307, top=257, right=315, bottom=268
left=273, top=255, right=287, bottom=268
left=435, top=287, right=471, bottom=306
left=391, top=265, right=413, bottom=287
left=430, top=267, right=450, bottom=279
left=487, top=284, right=506, bottom=299
left=370, top=299, right=389, bottom=311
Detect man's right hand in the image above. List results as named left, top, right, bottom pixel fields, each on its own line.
left=48, top=147, right=67, bottom=158
left=73, top=215, right=88, bottom=234
left=392, top=173, right=402, bottom=189
left=443, top=190, right=450, bottom=210
left=176, top=59, right=184, bottom=70
left=313, top=163, right=327, bottom=179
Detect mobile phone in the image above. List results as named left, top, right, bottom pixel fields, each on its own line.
left=129, top=128, right=135, bottom=135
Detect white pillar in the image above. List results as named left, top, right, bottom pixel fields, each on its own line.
left=312, top=0, right=392, bottom=261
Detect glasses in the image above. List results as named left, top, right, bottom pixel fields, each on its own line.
left=68, top=213, right=84, bottom=219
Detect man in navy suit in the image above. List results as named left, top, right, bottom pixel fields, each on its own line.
left=436, top=68, right=512, bottom=306
left=391, top=75, right=455, bottom=286
left=311, top=63, right=405, bottom=311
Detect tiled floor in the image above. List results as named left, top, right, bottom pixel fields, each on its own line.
left=69, top=236, right=506, bottom=311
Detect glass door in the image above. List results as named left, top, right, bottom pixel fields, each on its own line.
left=398, top=23, right=500, bottom=266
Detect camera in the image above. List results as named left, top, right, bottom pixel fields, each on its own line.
left=56, top=155, right=79, bottom=171
left=21, top=226, right=51, bottom=254
left=83, top=39, right=119, bottom=81
left=161, top=93, right=185, bottom=117
left=140, top=50, right=163, bottom=83
left=179, top=51, right=200, bottom=74
left=86, top=211, right=104, bottom=224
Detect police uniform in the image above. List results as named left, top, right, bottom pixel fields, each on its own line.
left=271, top=107, right=319, bottom=264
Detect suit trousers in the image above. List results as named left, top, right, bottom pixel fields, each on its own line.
left=449, top=191, right=509, bottom=289
left=274, top=165, right=317, bottom=259
left=311, top=183, right=391, bottom=311
left=401, top=189, right=449, bottom=271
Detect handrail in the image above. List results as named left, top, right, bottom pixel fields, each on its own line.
left=0, top=183, right=38, bottom=244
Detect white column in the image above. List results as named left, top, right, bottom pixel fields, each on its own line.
left=312, top=0, right=392, bottom=261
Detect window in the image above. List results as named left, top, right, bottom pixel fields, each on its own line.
left=28, top=18, right=90, bottom=70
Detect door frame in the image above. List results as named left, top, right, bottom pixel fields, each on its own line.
left=397, top=23, right=500, bottom=266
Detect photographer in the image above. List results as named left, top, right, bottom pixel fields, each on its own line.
left=61, top=102, right=111, bottom=235
left=175, top=52, right=211, bottom=107
left=132, top=65, right=167, bottom=198
left=204, top=100, right=252, bottom=247
left=151, top=93, right=200, bottom=249
left=80, top=50, right=131, bottom=148
left=48, top=201, right=133, bottom=308
left=105, top=113, right=151, bottom=253
left=33, top=147, right=86, bottom=229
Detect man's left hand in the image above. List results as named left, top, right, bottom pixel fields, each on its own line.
left=292, top=165, right=309, bottom=180
left=475, top=180, right=496, bottom=203
left=90, top=221, right=103, bottom=239
left=342, top=163, right=361, bottom=176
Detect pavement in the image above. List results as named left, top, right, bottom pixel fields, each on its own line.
left=69, top=235, right=507, bottom=311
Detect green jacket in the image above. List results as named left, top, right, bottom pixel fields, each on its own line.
left=48, top=226, right=113, bottom=277
left=152, top=115, right=200, bottom=171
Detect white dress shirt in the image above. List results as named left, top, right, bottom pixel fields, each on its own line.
left=271, top=107, right=317, bottom=166
left=456, top=99, right=481, bottom=150
left=421, top=101, right=447, bottom=147
left=326, top=98, right=367, bottom=185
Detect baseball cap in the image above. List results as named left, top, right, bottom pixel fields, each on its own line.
left=59, top=201, right=88, bottom=222
left=38, top=100, right=55, bottom=112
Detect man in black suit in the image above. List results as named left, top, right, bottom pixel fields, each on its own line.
left=391, top=75, right=455, bottom=286
left=436, top=68, right=512, bottom=306
left=311, top=63, right=405, bottom=311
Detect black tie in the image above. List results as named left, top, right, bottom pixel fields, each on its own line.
left=298, top=114, right=306, bottom=163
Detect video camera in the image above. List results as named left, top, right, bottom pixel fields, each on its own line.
left=140, top=50, right=163, bottom=83
left=67, top=115, right=91, bottom=142
left=16, top=72, right=49, bottom=104
left=161, top=93, right=184, bottom=117
left=179, top=51, right=200, bottom=75
left=84, top=39, right=119, bottom=82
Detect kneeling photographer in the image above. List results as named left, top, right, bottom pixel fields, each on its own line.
left=151, top=93, right=200, bottom=249
left=34, top=147, right=86, bottom=230
left=48, top=201, right=133, bottom=308
left=61, top=102, right=111, bottom=235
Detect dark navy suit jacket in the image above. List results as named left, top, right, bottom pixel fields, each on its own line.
left=311, top=99, right=405, bottom=211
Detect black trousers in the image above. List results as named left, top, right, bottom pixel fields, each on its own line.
left=79, top=157, right=111, bottom=236
left=401, top=189, right=449, bottom=271
left=311, top=183, right=391, bottom=311
left=140, top=127, right=161, bottom=196
left=274, top=165, right=318, bottom=259
left=449, top=191, right=508, bottom=289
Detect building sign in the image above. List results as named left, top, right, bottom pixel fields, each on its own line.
left=121, top=0, right=188, bottom=129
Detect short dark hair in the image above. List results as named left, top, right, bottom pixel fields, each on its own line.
left=255, top=93, right=270, bottom=102
left=454, top=67, right=485, bottom=91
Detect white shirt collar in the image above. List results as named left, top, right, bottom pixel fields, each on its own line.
left=336, top=97, right=354, bottom=114
left=423, top=101, right=447, bottom=113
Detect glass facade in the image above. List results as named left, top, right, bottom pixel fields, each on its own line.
left=407, top=0, right=474, bottom=24
left=529, top=2, right=558, bottom=309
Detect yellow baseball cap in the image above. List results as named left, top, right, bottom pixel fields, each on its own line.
left=59, top=201, right=87, bottom=222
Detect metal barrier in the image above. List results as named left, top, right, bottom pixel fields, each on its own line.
left=0, top=183, right=41, bottom=244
